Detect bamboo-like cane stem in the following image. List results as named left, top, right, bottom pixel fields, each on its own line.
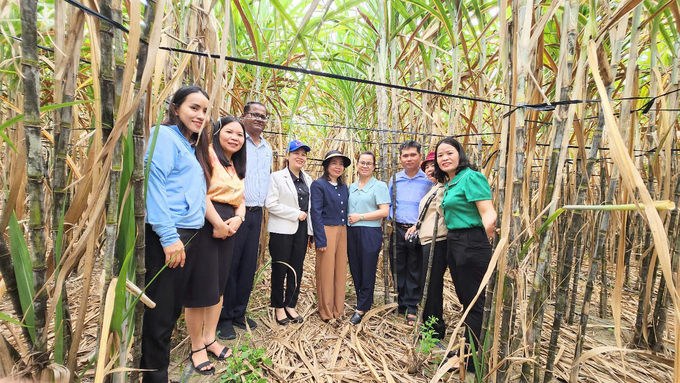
left=21, top=0, right=47, bottom=354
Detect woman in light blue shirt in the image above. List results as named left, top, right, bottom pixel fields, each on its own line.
left=141, top=85, right=216, bottom=380
left=347, top=151, right=390, bottom=325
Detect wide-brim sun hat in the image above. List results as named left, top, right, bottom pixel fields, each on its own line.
left=287, top=139, right=311, bottom=153
left=322, top=150, right=351, bottom=167
left=421, top=151, right=436, bottom=171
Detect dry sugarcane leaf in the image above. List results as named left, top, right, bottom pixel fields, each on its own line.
left=93, top=277, right=117, bottom=383
left=587, top=40, right=679, bottom=383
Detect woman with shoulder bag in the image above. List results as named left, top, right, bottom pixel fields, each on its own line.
left=405, top=151, right=450, bottom=337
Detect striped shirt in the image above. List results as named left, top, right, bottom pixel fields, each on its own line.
left=243, top=133, right=272, bottom=207
left=388, top=169, right=433, bottom=225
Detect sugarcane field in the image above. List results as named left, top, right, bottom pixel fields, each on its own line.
left=0, top=0, right=679, bottom=382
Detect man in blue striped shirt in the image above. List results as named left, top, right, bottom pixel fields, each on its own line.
left=388, top=141, right=433, bottom=325
left=218, top=102, right=272, bottom=340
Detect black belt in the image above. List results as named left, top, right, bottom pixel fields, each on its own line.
left=246, top=206, right=263, bottom=212
left=396, top=222, right=414, bottom=229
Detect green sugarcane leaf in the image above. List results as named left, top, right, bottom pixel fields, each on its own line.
left=0, top=99, right=96, bottom=153
left=0, top=310, right=27, bottom=327
left=8, top=212, right=36, bottom=343
left=111, top=246, right=134, bottom=332
left=53, top=196, right=67, bottom=364
left=0, top=129, right=17, bottom=153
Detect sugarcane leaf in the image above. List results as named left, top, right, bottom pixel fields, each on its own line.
left=0, top=310, right=27, bottom=327
left=111, top=246, right=134, bottom=332
left=0, top=129, right=17, bottom=153
left=0, top=99, right=96, bottom=153
left=8, top=212, right=36, bottom=343
left=54, top=197, right=67, bottom=364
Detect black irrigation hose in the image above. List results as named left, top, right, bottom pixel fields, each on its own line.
left=57, top=0, right=623, bottom=116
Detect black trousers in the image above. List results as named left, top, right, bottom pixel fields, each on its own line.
left=421, top=240, right=452, bottom=340
left=141, top=225, right=199, bottom=383
left=220, top=208, right=263, bottom=323
left=389, top=224, right=423, bottom=315
left=347, top=226, right=383, bottom=312
left=446, top=227, right=491, bottom=369
left=269, top=220, right=308, bottom=308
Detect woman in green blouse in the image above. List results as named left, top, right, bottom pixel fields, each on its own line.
left=433, top=137, right=497, bottom=372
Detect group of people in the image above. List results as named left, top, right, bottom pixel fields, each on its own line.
left=140, top=85, right=497, bottom=382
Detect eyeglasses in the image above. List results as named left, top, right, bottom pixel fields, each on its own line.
left=358, top=161, right=374, bottom=167
left=246, top=113, right=268, bottom=121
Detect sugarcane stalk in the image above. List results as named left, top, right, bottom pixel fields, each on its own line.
left=544, top=38, right=607, bottom=383
left=650, top=46, right=680, bottom=352
left=414, top=212, right=439, bottom=341
left=522, top=1, right=577, bottom=378
left=633, top=126, right=660, bottom=348
left=571, top=174, right=617, bottom=382
left=598, top=159, right=609, bottom=319
left=21, top=0, right=47, bottom=355
left=498, top=0, right=531, bottom=379
left=128, top=2, right=156, bottom=381
left=376, top=6, right=390, bottom=303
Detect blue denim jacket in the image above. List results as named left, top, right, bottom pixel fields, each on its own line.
left=145, top=125, right=207, bottom=247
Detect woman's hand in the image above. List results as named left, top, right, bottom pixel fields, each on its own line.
left=317, top=246, right=327, bottom=252
left=163, top=240, right=186, bottom=268
left=348, top=213, right=361, bottom=225
left=225, top=217, right=242, bottom=236
left=298, top=211, right=308, bottom=221
left=308, top=235, right=315, bottom=249
left=404, top=225, right=417, bottom=240
left=475, top=200, right=498, bottom=239
left=213, top=221, right=231, bottom=239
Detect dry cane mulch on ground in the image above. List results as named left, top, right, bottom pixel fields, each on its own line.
left=0, top=248, right=675, bottom=382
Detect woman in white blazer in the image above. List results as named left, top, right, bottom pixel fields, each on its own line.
left=265, top=140, right=314, bottom=325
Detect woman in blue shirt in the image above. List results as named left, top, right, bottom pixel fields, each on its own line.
left=141, top=85, right=215, bottom=381
left=310, top=150, right=351, bottom=322
left=347, top=151, right=390, bottom=325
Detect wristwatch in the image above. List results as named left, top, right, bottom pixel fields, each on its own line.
left=237, top=214, right=245, bottom=222
left=360, top=214, right=365, bottom=221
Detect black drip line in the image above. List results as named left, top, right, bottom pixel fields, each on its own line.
left=59, top=0, right=669, bottom=117
left=264, top=121, right=500, bottom=140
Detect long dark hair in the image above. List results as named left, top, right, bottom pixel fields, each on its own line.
left=212, top=116, right=247, bottom=180
left=322, top=160, right=346, bottom=185
left=162, top=85, right=212, bottom=187
left=432, top=137, right=478, bottom=183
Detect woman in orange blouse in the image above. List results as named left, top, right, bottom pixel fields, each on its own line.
left=186, top=116, right=246, bottom=373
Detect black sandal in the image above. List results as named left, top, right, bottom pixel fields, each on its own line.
left=443, top=351, right=460, bottom=373
left=205, top=339, right=231, bottom=360
left=406, top=314, right=417, bottom=327
left=189, top=346, right=215, bottom=375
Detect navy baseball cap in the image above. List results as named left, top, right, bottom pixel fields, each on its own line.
left=287, top=139, right=311, bottom=153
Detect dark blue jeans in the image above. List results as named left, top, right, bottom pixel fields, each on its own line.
left=347, top=226, right=383, bottom=312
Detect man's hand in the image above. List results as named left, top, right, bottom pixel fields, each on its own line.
left=163, top=240, right=186, bottom=268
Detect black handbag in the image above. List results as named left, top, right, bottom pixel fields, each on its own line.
left=405, top=190, right=439, bottom=250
